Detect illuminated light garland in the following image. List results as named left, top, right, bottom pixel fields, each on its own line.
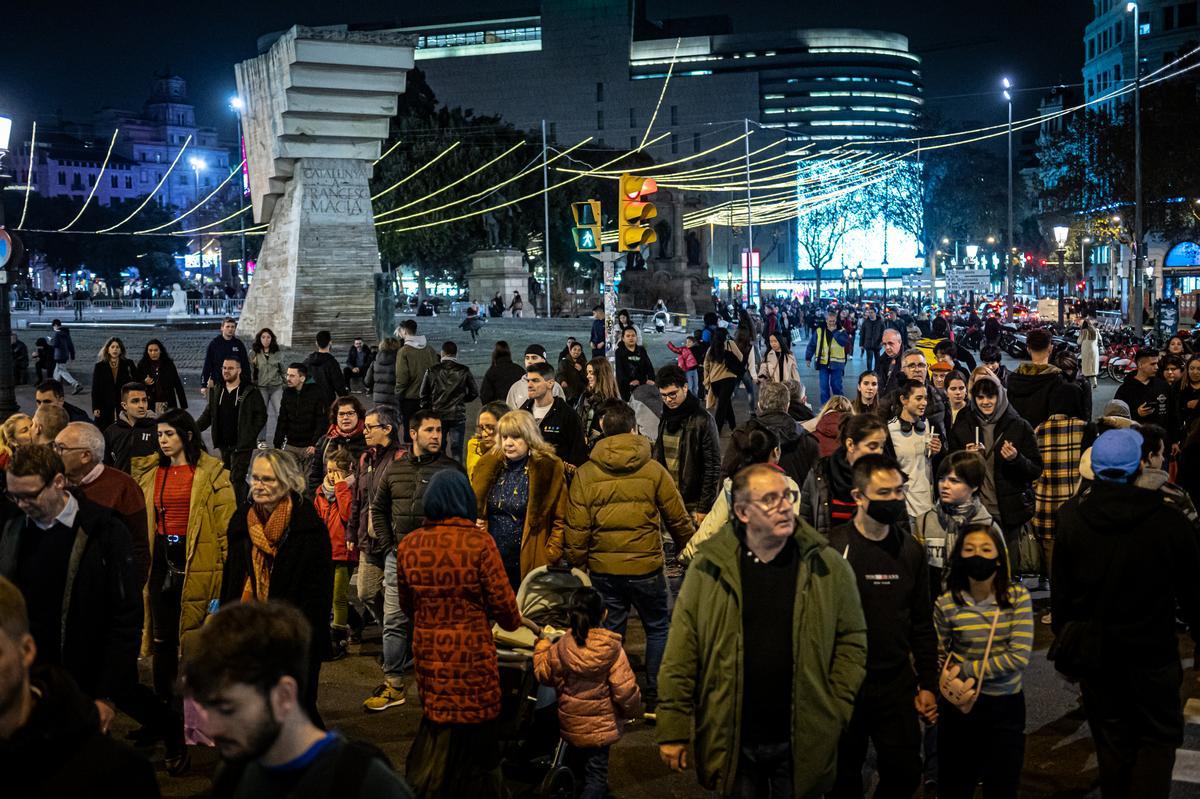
left=17, top=121, right=36, bottom=230
left=96, top=135, right=192, bottom=233
left=374, top=137, right=592, bottom=225
left=58, top=128, right=120, bottom=232
left=134, top=159, right=247, bottom=234
left=555, top=131, right=751, bottom=177
left=373, top=138, right=404, bottom=166
left=378, top=132, right=669, bottom=233
left=373, top=140, right=525, bottom=220
left=371, top=140, right=461, bottom=201
left=172, top=204, right=256, bottom=235
left=639, top=37, right=682, bottom=151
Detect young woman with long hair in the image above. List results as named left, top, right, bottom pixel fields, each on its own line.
left=578, top=357, right=623, bottom=449
left=92, top=336, right=138, bottom=430
left=759, top=331, right=800, bottom=384
left=250, top=328, right=286, bottom=444
left=137, top=339, right=188, bottom=413
left=703, top=327, right=743, bottom=433
left=852, top=370, right=880, bottom=416
left=799, top=413, right=889, bottom=534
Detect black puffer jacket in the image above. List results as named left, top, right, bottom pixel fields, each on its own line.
left=368, top=451, right=465, bottom=554
left=757, top=411, right=820, bottom=488
left=365, top=339, right=399, bottom=407
left=652, top=398, right=721, bottom=513
left=419, top=358, right=479, bottom=424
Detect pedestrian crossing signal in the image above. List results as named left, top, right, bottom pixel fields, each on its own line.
left=571, top=200, right=602, bottom=252
left=618, top=174, right=657, bottom=252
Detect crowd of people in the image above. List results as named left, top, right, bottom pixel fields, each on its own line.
left=1, top=301, right=1199, bottom=799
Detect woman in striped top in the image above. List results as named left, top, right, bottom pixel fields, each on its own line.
left=933, top=522, right=1033, bottom=799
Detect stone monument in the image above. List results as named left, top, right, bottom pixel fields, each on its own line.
left=468, top=249, right=529, bottom=315
left=167, top=283, right=188, bottom=320
left=234, top=25, right=415, bottom=347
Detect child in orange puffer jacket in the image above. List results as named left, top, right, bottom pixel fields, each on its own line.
left=533, top=587, right=641, bottom=799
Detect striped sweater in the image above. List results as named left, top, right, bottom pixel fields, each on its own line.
left=933, top=585, right=1033, bottom=696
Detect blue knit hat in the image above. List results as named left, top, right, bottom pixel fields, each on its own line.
left=1091, top=428, right=1144, bottom=482
left=423, top=469, right=477, bottom=522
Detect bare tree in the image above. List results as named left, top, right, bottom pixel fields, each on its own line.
left=796, top=193, right=865, bottom=298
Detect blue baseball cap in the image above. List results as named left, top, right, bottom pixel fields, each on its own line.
left=1091, top=428, right=1144, bottom=481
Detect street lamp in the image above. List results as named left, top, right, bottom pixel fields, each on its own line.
left=881, top=263, right=889, bottom=303
left=1054, top=225, right=1070, bottom=326
left=1003, top=76, right=1015, bottom=320
left=0, top=115, right=18, bottom=420
left=1081, top=236, right=1093, bottom=299
left=230, top=95, right=248, bottom=286
left=853, top=262, right=864, bottom=302
left=1127, top=2, right=1145, bottom=331
left=188, top=156, right=206, bottom=199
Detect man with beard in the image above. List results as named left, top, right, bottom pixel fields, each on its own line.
left=0, top=576, right=158, bottom=799
left=183, top=601, right=413, bottom=798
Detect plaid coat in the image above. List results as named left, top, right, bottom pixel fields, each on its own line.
left=1033, top=414, right=1085, bottom=539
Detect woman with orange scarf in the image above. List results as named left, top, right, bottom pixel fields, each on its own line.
left=219, top=448, right=333, bottom=726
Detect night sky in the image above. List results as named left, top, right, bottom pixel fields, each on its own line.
left=0, top=1, right=1091, bottom=143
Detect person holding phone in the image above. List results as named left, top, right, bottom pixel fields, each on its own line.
left=888, top=379, right=941, bottom=529
left=947, top=373, right=1042, bottom=572
left=1115, top=348, right=1171, bottom=433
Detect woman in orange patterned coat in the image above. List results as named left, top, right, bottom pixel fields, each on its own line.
left=396, top=468, right=530, bottom=798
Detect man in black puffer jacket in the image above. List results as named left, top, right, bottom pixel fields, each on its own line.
left=366, top=410, right=463, bottom=709
left=652, top=366, right=721, bottom=523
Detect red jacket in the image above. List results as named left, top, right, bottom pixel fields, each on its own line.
left=314, top=480, right=356, bottom=562
left=395, top=517, right=522, bottom=723
left=533, top=628, right=641, bottom=747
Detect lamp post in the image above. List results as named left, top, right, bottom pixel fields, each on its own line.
left=229, top=96, right=248, bottom=287
left=881, top=259, right=889, bottom=304
left=0, top=115, right=18, bottom=420
left=1081, top=235, right=1093, bottom=299
left=853, top=262, right=864, bottom=302
left=1127, top=2, right=1145, bottom=331
left=1054, top=225, right=1070, bottom=326
left=188, top=157, right=207, bottom=281
left=1003, top=77, right=1015, bottom=320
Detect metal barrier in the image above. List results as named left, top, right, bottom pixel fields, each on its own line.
left=12, top=298, right=244, bottom=316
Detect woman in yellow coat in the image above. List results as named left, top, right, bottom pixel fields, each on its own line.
left=138, top=408, right=235, bottom=773
left=470, top=410, right=568, bottom=589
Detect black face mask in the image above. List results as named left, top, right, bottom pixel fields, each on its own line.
left=961, top=555, right=999, bottom=581
left=865, top=498, right=907, bottom=525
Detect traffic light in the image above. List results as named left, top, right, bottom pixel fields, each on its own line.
left=618, top=173, right=657, bottom=252
left=571, top=200, right=601, bottom=252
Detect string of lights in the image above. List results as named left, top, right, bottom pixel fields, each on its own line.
left=16, top=121, right=36, bottom=230
left=373, top=141, right=525, bottom=220
left=373, top=138, right=404, bottom=166
left=133, top=160, right=247, bottom=234
left=57, top=129, right=119, bottom=232
left=96, top=135, right=192, bottom=233
left=639, top=36, right=682, bottom=152
left=371, top=140, right=461, bottom=201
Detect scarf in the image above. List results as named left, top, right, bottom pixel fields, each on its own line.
left=325, top=418, right=365, bottom=441
left=934, top=497, right=985, bottom=553
left=661, top=391, right=701, bottom=434
left=243, top=494, right=293, bottom=602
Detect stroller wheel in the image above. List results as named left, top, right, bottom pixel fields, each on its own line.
left=538, top=766, right=575, bottom=799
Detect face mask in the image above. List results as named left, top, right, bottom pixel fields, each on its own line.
left=865, top=498, right=907, bottom=525
left=961, top=555, right=999, bottom=581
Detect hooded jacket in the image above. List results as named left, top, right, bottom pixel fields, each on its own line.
left=1, top=666, right=160, bottom=799
left=652, top=394, right=722, bottom=513
left=364, top=338, right=399, bottom=407
left=1006, top=362, right=1064, bottom=431
left=656, top=518, right=867, bottom=797
left=533, top=628, right=641, bottom=748
left=565, top=432, right=694, bottom=576
left=104, top=412, right=159, bottom=482
left=197, top=381, right=268, bottom=453
left=947, top=374, right=1043, bottom=528
left=395, top=335, right=439, bottom=400
left=1052, top=481, right=1200, bottom=668
left=471, top=448, right=568, bottom=579
left=758, top=410, right=820, bottom=488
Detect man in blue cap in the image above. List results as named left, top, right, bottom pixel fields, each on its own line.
left=1051, top=428, right=1200, bottom=799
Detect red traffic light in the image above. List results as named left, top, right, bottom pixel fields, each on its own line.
left=621, top=175, right=657, bottom=199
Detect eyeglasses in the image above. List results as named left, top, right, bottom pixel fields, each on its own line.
left=248, top=474, right=278, bottom=485
left=50, top=442, right=91, bottom=454
left=6, top=482, right=49, bottom=504
left=745, top=488, right=798, bottom=511
left=659, top=388, right=684, bottom=402
left=336, top=411, right=359, bottom=418
left=362, top=422, right=390, bottom=432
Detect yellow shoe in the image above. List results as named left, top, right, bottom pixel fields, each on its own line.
left=363, top=682, right=406, bottom=712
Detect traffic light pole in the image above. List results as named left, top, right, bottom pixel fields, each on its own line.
left=542, top=120, right=552, bottom=319
left=591, top=250, right=625, bottom=360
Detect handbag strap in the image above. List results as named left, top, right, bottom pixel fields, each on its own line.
left=973, top=605, right=1003, bottom=694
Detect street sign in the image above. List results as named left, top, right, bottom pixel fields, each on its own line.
left=0, top=230, right=11, bottom=269
left=945, top=269, right=991, bottom=293
left=571, top=200, right=601, bottom=252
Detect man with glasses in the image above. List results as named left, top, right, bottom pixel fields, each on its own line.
left=885, top=349, right=947, bottom=437
left=0, top=445, right=143, bottom=738
left=657, top=463, right=866, bottom=797
left=197, top=357, right=267, bottom=504
left=653, top=365, right=721, bottom=526
left=520, top=361, right=586, bottom=467
left=827, top=455, right=937, bottom=799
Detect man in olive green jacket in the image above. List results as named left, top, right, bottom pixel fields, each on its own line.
left=393, top=320, right=438, bottom=441
left=657, top=463, right=867, bottom=797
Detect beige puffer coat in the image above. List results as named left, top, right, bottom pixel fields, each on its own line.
left=533, top=628, right=641, bottom=747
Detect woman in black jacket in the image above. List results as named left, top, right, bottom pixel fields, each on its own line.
left=137, top=339, right=188, bottom=413
left=946, top=371, right=1043, bottom=568
left=220, top=448, right=333, bottom=727
left=479, top=340, right=526, bottom=404
left=91, top=337, right=139, bottom=430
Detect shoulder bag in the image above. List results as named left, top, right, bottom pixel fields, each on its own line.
left=939, top=604, right=1001, bottom=714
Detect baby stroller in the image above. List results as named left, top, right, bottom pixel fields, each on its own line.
left=494, top=563, right=592, bottom=798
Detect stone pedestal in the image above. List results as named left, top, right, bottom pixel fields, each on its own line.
left=239, top=159, right=379, bottom=346
left=234, top=25, right=414, bottom=347
left=468, top=249, right=529, bottom=312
